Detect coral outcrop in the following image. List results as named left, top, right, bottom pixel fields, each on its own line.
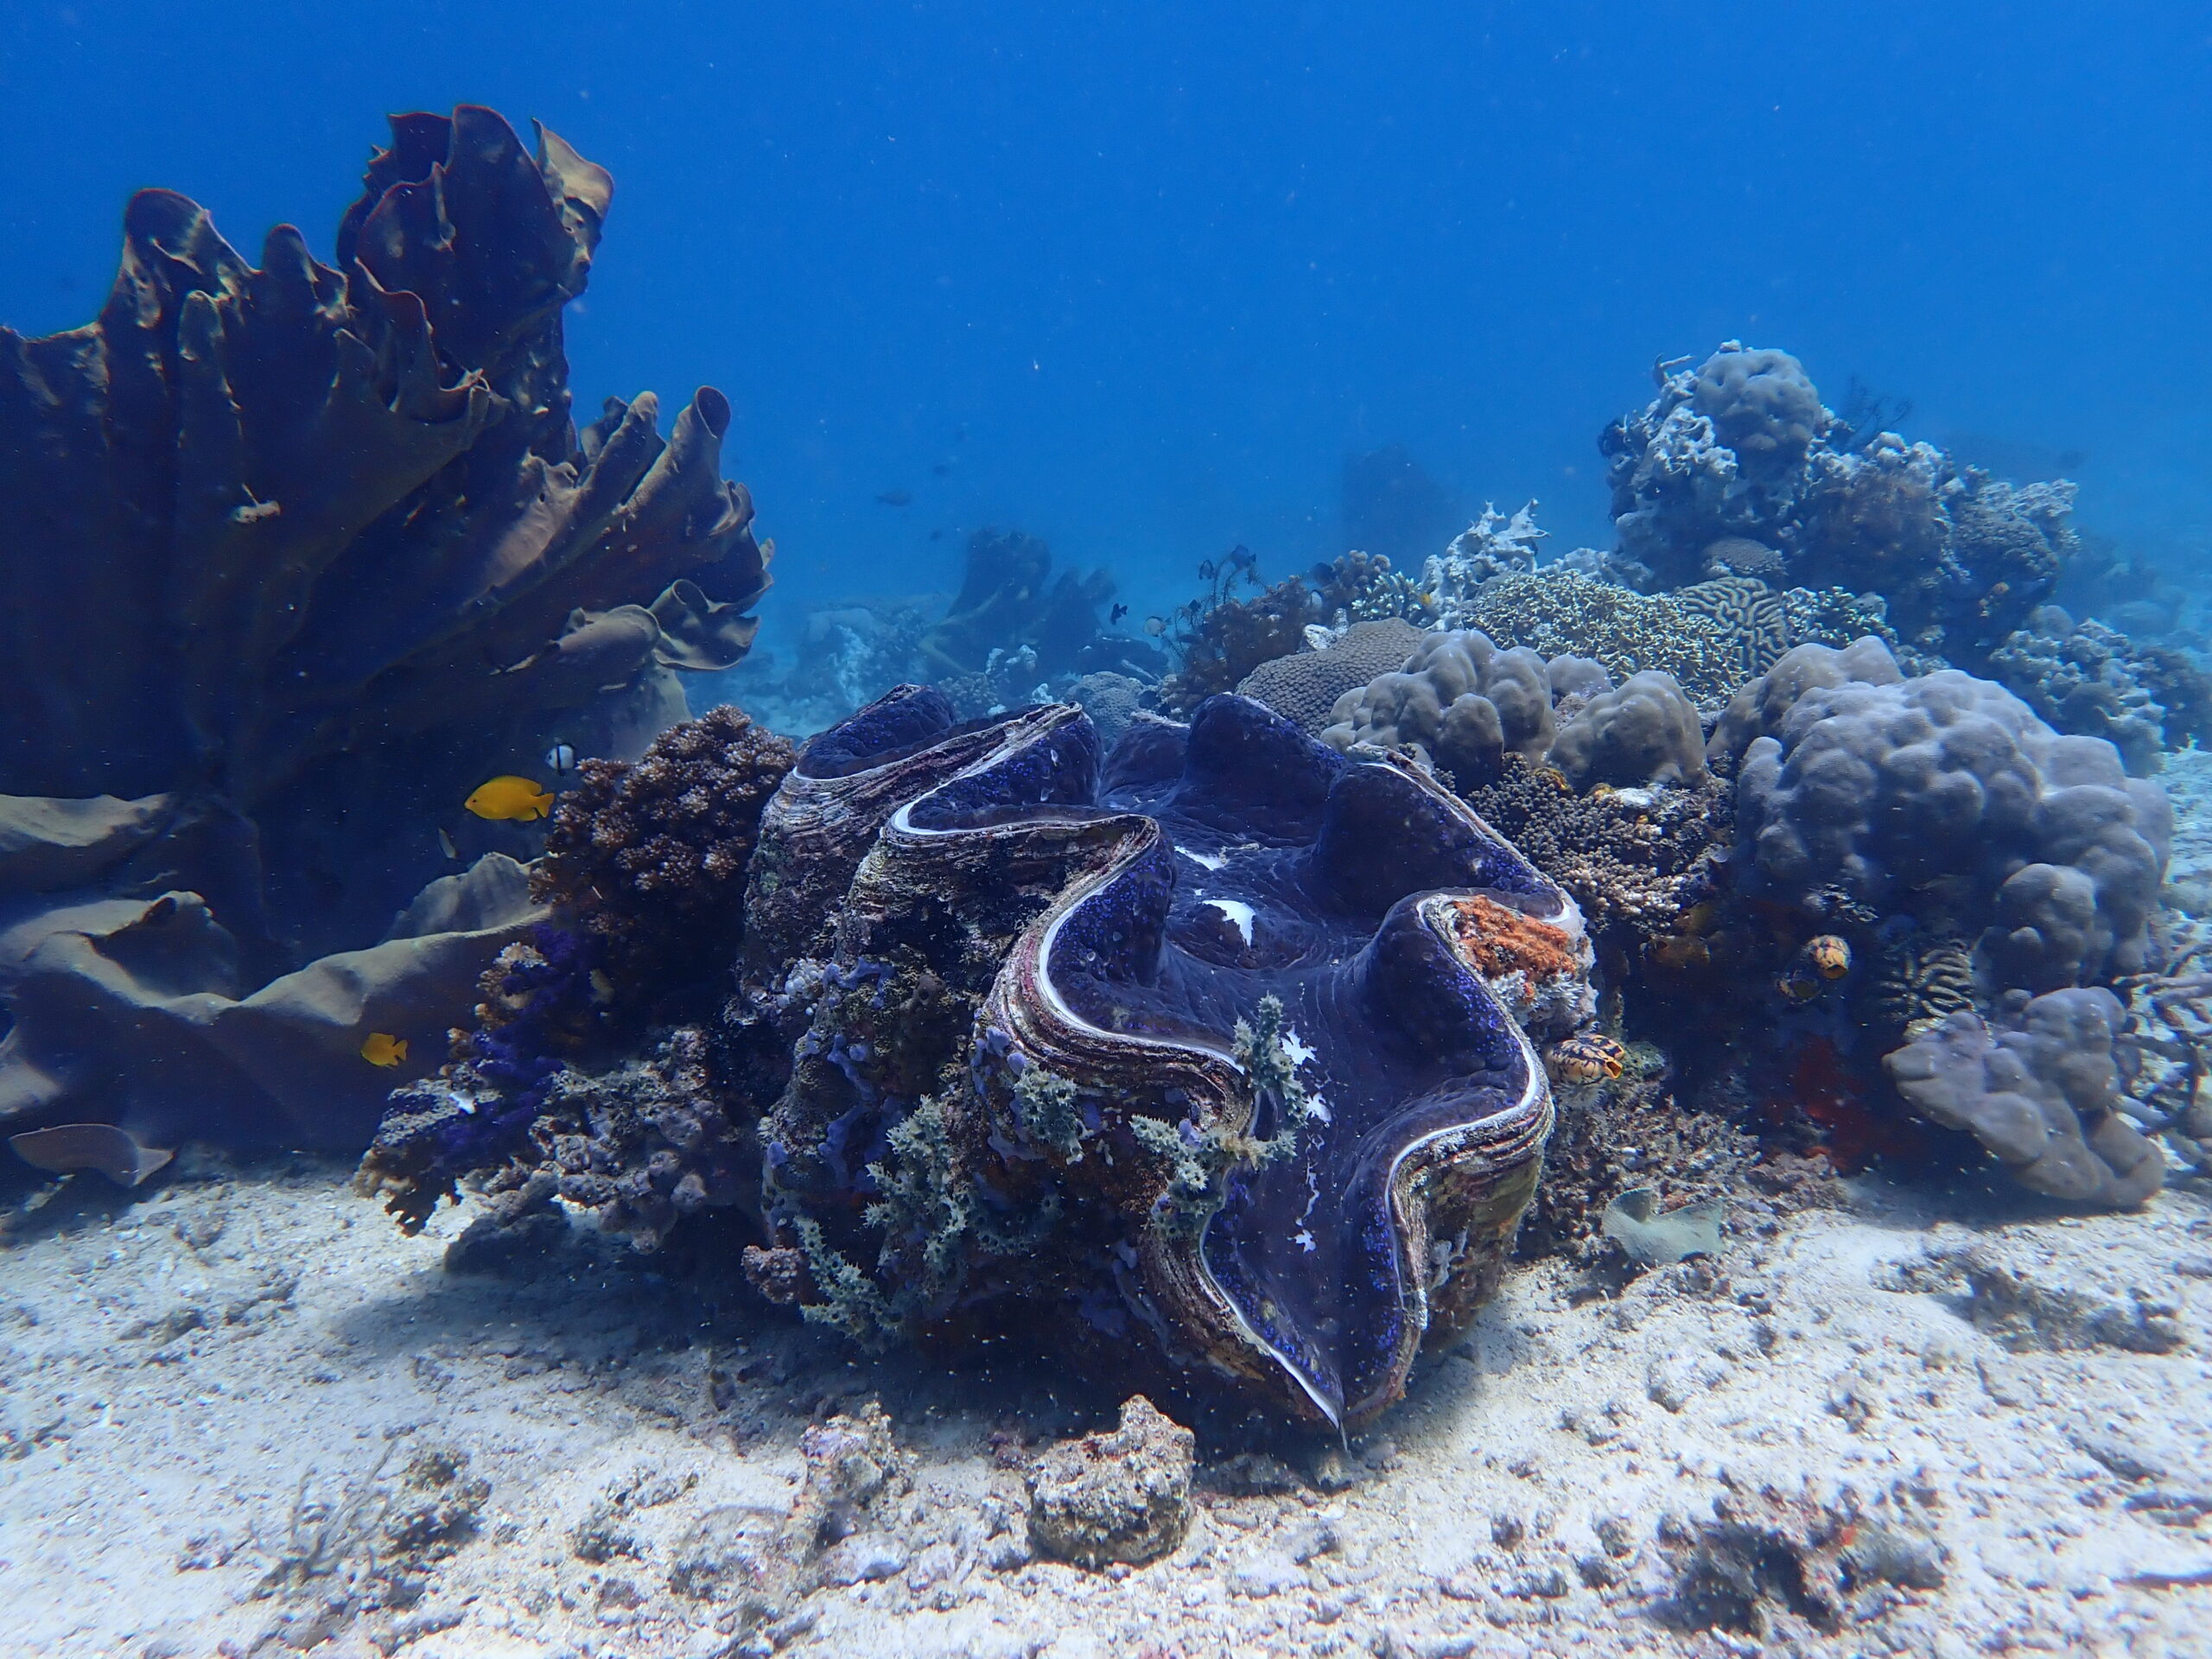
left=1441, top=571, right=1742, bottom=705
left=1319, top=629, right=1558, bottom=783
left=918, top=529, right=1116, bottom=681
left=532, top=706, right=795, bottom=1020
left=1236, top=618, right=1428, bottom=732
left=1547, top=671, right=1708, bottom=791
left=1885, top=989, right=2164, bottom=1209
left=1714, top=639, right=2171, bottom=995
left=1602, top=344, right=2074, bottom=662
left=0, top=106, right=770, bottom=1149
left=1989, top=606, right=2212, bottom=777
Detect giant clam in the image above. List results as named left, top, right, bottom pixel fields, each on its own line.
left=743, top=686, right=1591, bottom=1427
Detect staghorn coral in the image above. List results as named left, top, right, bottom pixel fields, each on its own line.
left=532, top=704, right=794, bottom=1020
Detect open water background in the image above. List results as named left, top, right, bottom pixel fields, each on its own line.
left=3, top=1, right=2206, bottom=622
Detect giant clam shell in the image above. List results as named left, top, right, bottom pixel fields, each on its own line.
left=747, top=687, right=1588, bottom=1427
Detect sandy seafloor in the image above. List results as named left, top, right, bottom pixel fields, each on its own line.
left=1, top=756, right=2209, bottom=1659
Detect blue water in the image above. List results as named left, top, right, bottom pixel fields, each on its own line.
left=5, top=1, right=2207, bottom=624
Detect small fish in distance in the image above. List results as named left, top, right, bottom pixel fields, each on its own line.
left=436, top=826, right=459, bottom=861
left=360, top=1032, right=409, bottom=1068
left=875, top=489, right=913, bottom=507
left=466, top=776, right=554, bottom=822
left=1110, top=602, right=1129, bottom=624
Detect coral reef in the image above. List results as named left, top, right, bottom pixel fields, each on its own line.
left=1459, top=756, right=1734, bottom=962
left=1319, top=629, right=1557, bottom=784
left=736, top=687, right=1587, bottom=1427
left=1716, top=639, right=2171, bottom=995
left=1885, top=988, right=2164, bottom=1209
left=1442, top=570, right=1743, bottom=705
left=1989, top=606, right=2212, bottom=776
left=1602, top=343, right=2074, bottom=662
left=0, top=106, right=770, bottom=1149
left=1236, top=617, right=1427, bottom=732
left=531, top=705, right=795, bottom=1020
left=1156, top=551, right=1319, bottom=715
left=1547, top=671, right=1708, bottom=791
left=1309, top=550, right=1436, bottom=626
left=918, top=528, right=1115, bottom=681
left=1421, top=500, right=1548, bottom=621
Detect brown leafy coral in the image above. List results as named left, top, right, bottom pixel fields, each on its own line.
left=533, top=705, right=795, bottom=1017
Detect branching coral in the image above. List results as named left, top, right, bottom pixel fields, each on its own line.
left=1444, top=571, right=1742, bottom=705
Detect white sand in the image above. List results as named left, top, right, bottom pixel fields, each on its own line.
left=2, top=1153, right=2207, bottom=1659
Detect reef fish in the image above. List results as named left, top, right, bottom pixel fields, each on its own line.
left=9, top=1122, right=174, bottom=1188
left=1805, top=934, right=1853, bottom=979
left=875, top=489, right=913, bottom=506
left=1548, top=1033, right=1627, bottom=1085
left=465, top=776, right=554, bottom=822
left=360, top=1032, right=410, bottom=1068
left=543, top=741, right=576, bottom=774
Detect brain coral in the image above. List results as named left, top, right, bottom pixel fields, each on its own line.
left=1717, top=639, right=2171, bottom=993
left=1236, top=617, right=1429, bottom=731
left=1319, top=629, right=1555, bottom=783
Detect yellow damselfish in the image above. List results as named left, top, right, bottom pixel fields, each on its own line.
left=465, top=775, right=555, bottom=822
left=360, top=1032, right=409, bottom=1068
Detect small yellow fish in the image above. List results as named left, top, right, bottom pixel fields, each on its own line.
left=1805, top=934, right=1853, bottom=980
left=465, top=776, right=554, bottom=822
left=360, top=1032, right=409, bottom=1068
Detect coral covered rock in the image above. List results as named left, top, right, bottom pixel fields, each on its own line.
left=1026, top=1397, right=1195, bottom=1569
left=1603, top=344, right=2074, bottom=661
left=1885, top=989, right=2164, bottom=1208
left=1717, top=639, right=2171, bottom=994
left=1548, top=671, right=1708, bottom=791
left=1236, top=617, right=1428, bottom=732
left=533, top=704, right=794, bottom=1020
left=1989, top=606, right=2211, bottom=777
left=1443, top=570, right=1743, bottom=705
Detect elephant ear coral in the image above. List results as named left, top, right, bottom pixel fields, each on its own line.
left=0, top=105, right=771, bottom=1147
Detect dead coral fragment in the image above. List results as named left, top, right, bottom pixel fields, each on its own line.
left=1027, top=1396, right=1196, bottom=1569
